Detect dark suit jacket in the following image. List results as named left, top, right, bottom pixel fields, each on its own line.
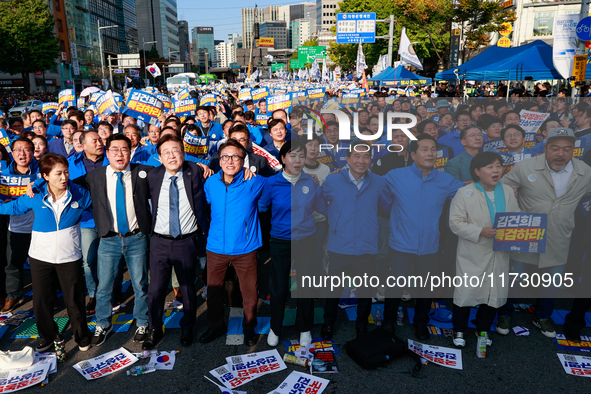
left=147, top=161, right=210, bottom=236
left=209, top=149, right=275, bottom=177
left=75, top=164, right=153, bottom=237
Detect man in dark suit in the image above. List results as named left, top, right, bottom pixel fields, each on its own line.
left=209, top=123, right=276, bottom=176
left=142, top=134, right=211, bottom=350
left=74, top=134, right=153, bottom=347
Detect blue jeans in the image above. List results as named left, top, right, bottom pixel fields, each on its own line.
left=80, top=227, right=99, bottom=298
left=95, top=232, right=149, bottom=328
left=498, top=260, right=565, bottom=320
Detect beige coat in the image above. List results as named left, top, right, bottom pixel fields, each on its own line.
left=449, top=183, right=520, bottom=308
left=502, top=155, right=591, bottom=268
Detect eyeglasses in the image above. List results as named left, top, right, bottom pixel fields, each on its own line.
left=232, top=137, right=248, bottom=144
left=504, top=132, right=522, bottom=139
left=13, top=148, right=33, bottom=154
left=108, top=148, right=130, bottom=155
left=161, top=149, right=182, bottom=158
left=221, top=154, right=244, bottom=163
left=465, top=133, right=483, bottom=139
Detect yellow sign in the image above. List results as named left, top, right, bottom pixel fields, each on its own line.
left=497, top=37, right=511, bottom=48
left=256, top=37, right=274, bottom=48
left=499, top=23, right=512, bottom=36
left=572, top=55, right=587, bottom=84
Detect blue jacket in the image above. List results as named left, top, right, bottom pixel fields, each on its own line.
left=316, top=140, right=350, bottom=169
left=322, top=169, right=391, bottom=255
left=130, top=145, right=153, bottom=164
left=438, top=128, right=465, bottom=156
left=258, top=172, right=327, bottom=240
left=384, top=164, right=464, bottom=255
left=68, top=152, right=109, bottom=228
left=204, top=169, right=266, bottom=255
left=196, top=120, right=224, bottom=146
left=48, top=138, right=76, bottom=158
left=0, top=180, right=92, bottom=263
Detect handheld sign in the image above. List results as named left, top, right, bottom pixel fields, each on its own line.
left=58, top=89, right=76, bottom=107
left=42, top=102, right=59, bottom=114
left=122, top=89, right=164, bottom=126
left=156, top=94, right=173, bottom=113
left=493, top=212, right=547, bottom=253
left=95, top=90, right=120, bottom=116
left=174, top=98, right=197, bottom=118
left=199, top=93, right=217, bottom=107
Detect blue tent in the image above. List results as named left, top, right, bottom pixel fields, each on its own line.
left=368, top=65, right=432, bottom=87
left=435, top=40, right=580, bottom=82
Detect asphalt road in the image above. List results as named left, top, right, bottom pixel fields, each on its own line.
left=1, top=273, right=589, bottom=394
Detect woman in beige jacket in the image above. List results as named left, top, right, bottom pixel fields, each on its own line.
left=449, top=152, right=520, bottom=348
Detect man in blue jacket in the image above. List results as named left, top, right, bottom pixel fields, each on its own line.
left=320, top=141, right=392, bottom=339
left=48, top=120, right=77, bottom=158
left=438, top=110, right=471, bottom=156
left=200, top=139, right=266, bottom=346
left=382, top=134, right=464, bottom=340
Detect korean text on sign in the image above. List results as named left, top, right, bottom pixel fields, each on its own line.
left=269, top=371, right=330, bottom=394
left=0, top=174, right=37, bottom=201
left=73, top=347, right=138, bottom=380
left=122, top=89, right=164, bottom=125
left=408, top=339, right=463, bottom=370
left=267, top=94, right=292, bottom=113
left=493, top=212, right=547, bottom=253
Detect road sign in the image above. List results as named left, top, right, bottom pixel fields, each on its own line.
left=230, top=62, right=240, bottom=69
left=117, top=54, right=141, bottom=68
left=576, top=17, right=591, bottom=41
left=114, top=69, right=125, bottom=74
left=336, top=13, right=376, bottom=44
left=290, top=59, right=305, bottom=69
left=271, top=63, right=284, bottom=71
left=572, top=55, right=587, bottom=83
left=298, top=47, right=326, bottom=63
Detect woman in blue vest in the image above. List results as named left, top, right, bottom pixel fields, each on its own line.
left=259, top=140, right=327, bottom=347
left=0, top=153, right=93, bottom=354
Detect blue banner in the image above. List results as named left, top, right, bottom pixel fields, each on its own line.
left=267, top=93, right=292, bottom=113
left=0, top=173, right=37, bottom=201
left=199, top=94, right=217, bottom=107
left=0, top=128, right=9, bottom=146
left=42, top=102, right=59, bottom=114
left=58, top=89, right=76, bottom=107
left=95, top=91, right=120, bottom=116
left=482, top=138, right=507, bottom=152
left=255, top=113, right=269, bottom=128
left=434, top=146, right=452, bottom=171
left=341, top=93, right=360, bottom=107
left=238, top=88, right=252, bottom=102
left=306, top=87, right=326, bottom=101
left=156, top=94, right=173, bottom=113
left=493, top=212, right=547, bottom=253
left=122, top=89, right=164, bottom=126
left=174, top=98, right=197, bottom=118
left=182, top=131, right=208, bottom=158
left=251, top=87, right=269, bottom=103
left=574, top=133, right=591, bottom=161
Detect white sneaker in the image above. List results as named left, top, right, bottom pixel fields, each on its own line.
left=475, top=331, right=493, bottom=346
left=201, top=286, right=207, bottom=300
left=300, top=331, right=312, bottom=347
left=267, top=329, right=279, bottom=347
left=453, top=332, right=465, bottom=347
left=401, top=291, right=411, bottom=302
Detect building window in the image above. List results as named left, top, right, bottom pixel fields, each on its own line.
left=60, top=40, right=65, bottom=52
left=55, top=0, right=60, bottom=11
left=533, top=12, right=554, bottom=37
left=57, top=19, right=63, bottom=32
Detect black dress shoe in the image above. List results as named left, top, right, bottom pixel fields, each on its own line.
left=415, top=324, right=430, bottom=341
left=244, top=330, right=259, bottom=346
left=564, top=325, right=581, bottom=343
left=142, top=328, right=164, bottom=350
left=180, top=329, right=194, bottom=347
left=199, top=326, right=227, bottom=344
left=320, top=324, right=333, bottom=340
left=355, top=325, right=368, bottom=338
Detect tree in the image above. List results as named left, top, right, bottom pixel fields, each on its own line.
left=453, top=0, right=516, bottom=63
left=0, top=0, right=60, bottom=94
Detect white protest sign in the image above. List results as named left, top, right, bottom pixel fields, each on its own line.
left=553, top=15, right=580, bottom=80
left=267, top=371, right=329, bottom=394
left=204, top=375, right=248, bottom=394
left=73, top=347, right=138, bottom=380
left=0, top=363, right=50, bottom=393
left=34, top=352, right=57, bottom=384
left=210, top=349, right=287, bottom=389
left=519, top=110, right=550, bottom=134
left=408, top=339, right=462, bottom=370
left=557, top=353, right=591, bottom=377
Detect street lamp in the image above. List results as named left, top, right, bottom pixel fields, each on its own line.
left=166, top=49, right=180, bottom=81
left=98, top=20, right=118, bottom=89
left=143, top=38, right=157, bottom=80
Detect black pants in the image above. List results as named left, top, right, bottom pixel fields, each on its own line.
left=323, top=252, right=375, bottom=330
left=148, top=235, right=198, bottom=331
left=269, top=236, right=316, bottom=335
left=29, top=257, right=91, bottom=344
left=452, top=304, right=498, bottom=333
left=6, top=232, right=31, bottom=301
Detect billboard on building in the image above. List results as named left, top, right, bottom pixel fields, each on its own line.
left=197, top=27, right=213, bottom=34
left=257, top=37, right=275, bottom=48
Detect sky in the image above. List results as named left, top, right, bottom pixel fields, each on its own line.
left=176, top=0, right=312, bottom=41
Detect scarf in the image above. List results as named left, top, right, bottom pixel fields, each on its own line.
left=474, top=182, right=506, bottom=225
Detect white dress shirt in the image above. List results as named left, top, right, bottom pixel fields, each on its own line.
left=154, top=169, right=198, bottom=235
left=106, top=164, right=139, bottom=233
left=546, top=159, right=573, bottom=198
left=348, top=170, right=366, bottom=191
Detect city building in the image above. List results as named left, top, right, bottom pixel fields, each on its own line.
left=228, top=33, right=243, bottom=49
left=192, top=26, right=214, bottom=71
left=178, top=20, right=190, bottom=71
left=260, top=21, right=288, bottom=50
left=241, top=5, right=278, bottom=48
left=316, top=0, right=338, bottom=45
left=214, top=41, right=236, bottom=68
left=292, top=17, right=317, bottom=48
left=136, top=0, right=179, bottom=61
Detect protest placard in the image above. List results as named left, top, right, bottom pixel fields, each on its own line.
left=493, top=213, right=547, bottom=253
left=0, top=174, right=37, bottom=201
left=0, top=363, right=50, bottom=393
left=267, top=371, right=329, bottom=394
left=408, top=339, right=462, bottom=370
left=58, top=89, right=75, bottom=107
left=72, top=347, right=138, bottom=380
left=557, top=353, right=591, bottom=377
left=174, top=98, right=197, bottom=118
left=122, top=89, right=164, bottom=125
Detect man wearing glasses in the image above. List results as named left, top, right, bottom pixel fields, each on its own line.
left=445, top=125, right=484, bottom=183
left=74, top=134, right=153, bottom=347
left=199, top=139, right=266, bottom=346
left=142, top=134, right=211, bottom=349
